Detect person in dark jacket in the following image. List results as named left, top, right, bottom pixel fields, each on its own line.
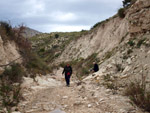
left=93, top=62, right=99, bottom=72
left=62, top=64, right=72, bottom=86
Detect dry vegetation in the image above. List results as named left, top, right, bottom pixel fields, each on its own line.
left=0, top=21, right=50, bottom=112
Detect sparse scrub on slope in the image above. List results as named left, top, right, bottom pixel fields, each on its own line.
left=127, top=40, right=135, bottom=46
left=0, top=63, right=24, bottom=111
left=118, top=8, right=125, bottom=18
left=24, top=51, right=50, bottom=76
left=0, top=21, right=31, bottom=50
left=30, top=31, right=88, bottom=64
left=124, top=73, right=150, bottom=112
left=0, top=22, right=50, bottom=112
left=91, top=19, right=110, bottom=29
left=118, top=0, right=137, bottom=18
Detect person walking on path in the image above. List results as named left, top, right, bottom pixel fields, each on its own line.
left=62, top=64, right=72, bottom=86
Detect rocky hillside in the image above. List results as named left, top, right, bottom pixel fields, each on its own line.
left=30, top=31, right=87, bottom=63
left=29, top=0, right=150, bottom=80
left=22, top=27, right=41, bottom=38
left=0, top=35, right=21, bottom=66
left=0, top=34, right=22, bottom=74
left=0, top=22, right=50, bottom=113
left=28, top=0, right=150, bottom=111
left=57, top=0, right=150, bottom=62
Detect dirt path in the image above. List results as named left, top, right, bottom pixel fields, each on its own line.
left=17, top=69, right=146, bottom=113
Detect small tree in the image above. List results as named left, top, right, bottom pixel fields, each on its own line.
left=123, top=0, right=132, bottom=7
left=55, top=34, right=59, bottom=38
left=123, top=0, right=137, bottom=8
left=118, top=8, right=125, bottom=18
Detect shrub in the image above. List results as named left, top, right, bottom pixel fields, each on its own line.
left=124, top=81, right=150, bottom=112
left=25, top=52, right=50, bottom=75
left=122, top=0, right=137, bottom=8
left=118, top=8, right=125, bottom=18
left=128, top=40, right=135, bottom=46
left=123, top=0, right=131, bottom=7
left=91, top=19, right=109, bottom=29
left=137, top=38, right=146, bottom=48
left=1, top=63, right=24, bottom=83
left=0, top=83, right=22, bottom=109
left=55, top=34, right=59, bottom=38
left=92, top=21, right=103, bottom=29
left=0, top=64, right=24, bottom=111
left=81, top=67, right=89, bottom=75
left=105, top=82, right=117, bottom=90
left=0, top=21, right=15, bottom=42
left=39, top=48, right=45, bottom=52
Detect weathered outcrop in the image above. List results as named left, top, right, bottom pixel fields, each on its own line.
left=57, top=0, right=150, bottom=63
left=0, top=35, right=21, bottom=72
left=127, top=0, right=150, bottom=34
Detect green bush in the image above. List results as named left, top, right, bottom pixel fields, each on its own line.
left=1, top=63, right=24, bottom=83
left=118, top=8, right=125, bottom=18
left=128, top=40, right=135, bottom=46
left=25, top=52, right=49, bottom=74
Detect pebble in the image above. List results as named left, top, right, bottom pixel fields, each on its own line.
left=88, top=104, right=92, bottom=108
left=62, top=96, right=68, bottom=99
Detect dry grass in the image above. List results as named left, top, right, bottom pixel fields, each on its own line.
left=124, top=73, right=150, bottom=112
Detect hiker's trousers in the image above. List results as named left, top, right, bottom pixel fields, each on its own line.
left=65, top=74, right=71, bottom=86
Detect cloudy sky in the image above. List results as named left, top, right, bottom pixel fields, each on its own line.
left=0, top=0, right=123, bottom=33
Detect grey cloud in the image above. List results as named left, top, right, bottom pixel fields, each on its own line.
left=0, top=0, right=123, bottom=32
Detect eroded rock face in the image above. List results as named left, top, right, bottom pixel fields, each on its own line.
left=56, top=0, right=150, bottom=63
left=0, top=35, right=21, bottom=69
left=127, top=0, right=150, bottom=34
left=57, top=16, right=129, bottom=62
